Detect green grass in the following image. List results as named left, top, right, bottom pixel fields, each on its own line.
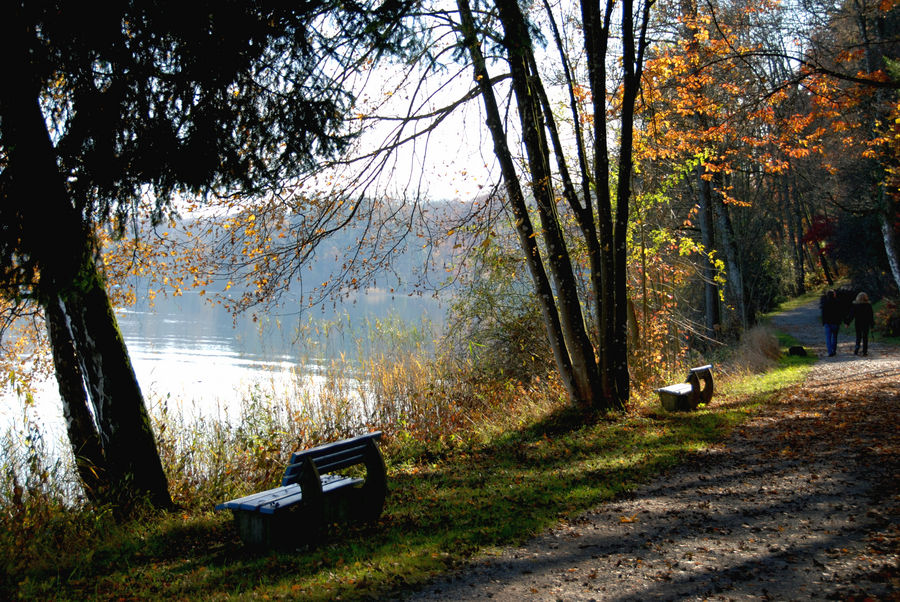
left=6, top=346, right=816, bottom=600
left=767, top=290, right=822, bottom=314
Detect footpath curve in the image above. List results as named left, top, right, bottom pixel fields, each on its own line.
left=401, top=301, right=900, bottom=601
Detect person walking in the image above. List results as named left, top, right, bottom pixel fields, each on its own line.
left=846, top=292, right=874, bottom=356
left=820, top=290, right=842, bottom=356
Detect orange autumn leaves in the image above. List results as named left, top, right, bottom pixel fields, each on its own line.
left=634, top=2, right=894, bottom=181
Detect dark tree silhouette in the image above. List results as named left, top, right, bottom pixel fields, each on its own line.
left=0, top=0, right=414, bottom=509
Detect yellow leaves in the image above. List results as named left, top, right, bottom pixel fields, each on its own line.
left=619, top=514, right=638, bottom=523
left=572, top=84, right=591, bottom=103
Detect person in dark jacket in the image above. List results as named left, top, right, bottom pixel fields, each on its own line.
left=846, top=292, right=874, bottom=356
left=820, top=289, right=843, bottom=356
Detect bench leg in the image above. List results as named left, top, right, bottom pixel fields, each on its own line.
left=233, top=511, right=276, bottom=549
left=231, top=507, right=322, bottom=550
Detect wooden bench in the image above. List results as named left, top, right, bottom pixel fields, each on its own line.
left=216, top=431, right=387, bottom=549
left=655, top=364, right=714, bottom=411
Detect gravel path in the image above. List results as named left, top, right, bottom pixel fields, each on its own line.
left=402, top=301, right=900, bottom=601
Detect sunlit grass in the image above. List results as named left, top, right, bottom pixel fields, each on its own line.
left=761, top=287, right=824, bottom=317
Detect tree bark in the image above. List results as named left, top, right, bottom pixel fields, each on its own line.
left=612, top=0, right=649, bottom=403
left=494, top=0, right=603, bottom=408
left=45, top=296, right=109, bottom=504
left=697, top=164, right=720, bottom=339
left=60, top=275, right=173, bottom=510
left=879, top=196, right=900, bottom=293
left=582, top=0, right=618, bottom=403
left=457, top=0, right=647, bottom=412
left=714, top=182, right=747, bottom=330
left=784, top=179, right=806, bottom=295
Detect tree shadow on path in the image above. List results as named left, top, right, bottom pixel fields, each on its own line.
left=405, top=301, right=899, bottom=601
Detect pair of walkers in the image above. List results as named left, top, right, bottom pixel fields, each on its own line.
left=820, top=290, right=874, bottom=356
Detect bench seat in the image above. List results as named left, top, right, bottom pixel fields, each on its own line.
left=218, top=474, right=362, bottom=515
left=656, top=382, right=693, bottom=396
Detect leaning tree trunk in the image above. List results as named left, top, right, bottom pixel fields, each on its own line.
left=495, top=0, right=603, bottom=408
left=45, top=296, right=109, bottom=505
left=1, top=38, right=172, bottom=510
left=59, top=270, right=173, bottom=510
left=456, top=0, right=581, bottom=406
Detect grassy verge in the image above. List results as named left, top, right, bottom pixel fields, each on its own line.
left=766, top=288, right=824, bottom=314
left=6, top=341, right=815, bottom=601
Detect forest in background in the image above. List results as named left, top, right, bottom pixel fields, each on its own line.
left=0, top=0, right=898, bottom=528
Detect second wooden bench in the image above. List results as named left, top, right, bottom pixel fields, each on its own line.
left=655, top=364, right=714, bottom=411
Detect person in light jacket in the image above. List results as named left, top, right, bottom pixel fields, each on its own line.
left=846, top=292, right=874, bottom=356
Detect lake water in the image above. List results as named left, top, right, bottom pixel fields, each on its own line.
left=1, top=289, right=444, bottom=448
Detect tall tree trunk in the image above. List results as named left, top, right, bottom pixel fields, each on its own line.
left=801, top=209, right=835, bottom=285
left=540, top=0, right=605, bottom=350
left=495, top=0, right=603, bottom=407
left=697, top=164, right=720, bottom=339
left=784, top=180, right=806, bottom=295
left=1, top=27, right=172, bottom=510
left=879, top=192, right=900, bottom=292
left=856, top=1, right=900, bottom=292
left=494, top=0, right=603, bottom=408
left=611, top=0, right=648, bottom=404
left=714, top=178, right=747, bottom=330
left=582, top=0, right=618, bottom=403
left=60, top=275, right=172, bottom=510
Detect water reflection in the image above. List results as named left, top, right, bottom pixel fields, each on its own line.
left=2, top=289, right=443, bottom=448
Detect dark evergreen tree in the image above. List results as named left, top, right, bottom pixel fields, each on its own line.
left=0, top=0, right=414, bottom=509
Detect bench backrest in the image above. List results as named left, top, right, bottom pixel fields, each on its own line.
left=281, top=432, right=383, bottom=487
left=686, top=364, right=714, bottom=405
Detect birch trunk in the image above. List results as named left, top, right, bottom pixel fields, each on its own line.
left=45, top=297, right=109, bottom=504
left=880, top=201, right=900, bottom=293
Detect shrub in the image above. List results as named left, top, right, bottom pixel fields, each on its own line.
left=875, top=297, right=900, bottom=337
